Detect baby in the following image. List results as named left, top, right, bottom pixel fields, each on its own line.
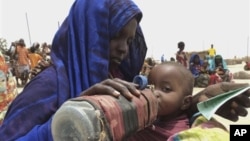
left=128, top=62, right=228, bottom=141
left=128, top=61, right=194, bottom=140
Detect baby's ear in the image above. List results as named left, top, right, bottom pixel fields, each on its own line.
left=180, top=95, right=192, bottom=110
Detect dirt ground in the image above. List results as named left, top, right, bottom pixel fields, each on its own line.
left=193, top=62, right=250, bottom=130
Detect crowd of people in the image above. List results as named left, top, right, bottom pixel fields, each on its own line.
left=0, top=39, right=52, bottom=124
left=6, top=39, right=51, bottom=86
left=181, top=42, right=233, bottom=87
left=143, top=41, right=234, bottom=88
left=0, top=0, right=249, bottom=141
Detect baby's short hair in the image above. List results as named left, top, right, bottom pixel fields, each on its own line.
left=155, top=62, right=194, bottom=96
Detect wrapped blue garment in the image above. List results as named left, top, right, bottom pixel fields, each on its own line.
left=189, top=54, right=204, bottom=77
left=209, top=54, right=228, bottom=71
left=0, top=0, right=147, bottom=140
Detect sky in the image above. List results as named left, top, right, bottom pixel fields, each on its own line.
left=0, top=0, right=249, bottom=60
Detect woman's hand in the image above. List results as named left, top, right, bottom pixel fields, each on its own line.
left=80, top=78, right=141, bottom=100
left=190, top=82, right=250, bottom=121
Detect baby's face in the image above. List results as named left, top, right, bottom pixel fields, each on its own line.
left=148, top=64, right=186, bottom=117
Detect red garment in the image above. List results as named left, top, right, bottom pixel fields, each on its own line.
left=244, top=62, right=250, bottom=70
left=176, top=51, right=188, bottom=68
left=109, top=67, right=124, bottom=79
left=209, top=74, right=221, bottom=85
left=16, top=45, right=29, bottom=65
left=127, top=115, right=189, bottom=141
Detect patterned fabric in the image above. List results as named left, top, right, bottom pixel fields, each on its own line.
left=168, top=115, right=229, bottom=141
left=0, top=53, right=18, bottom=125
left=0, top=0, right=147, bottom=140
left=195, top=74, right=210, bottom=87
left=55, top=89, right=158, bottom=141
left=128, top=115, right=229, bottom=141
left=29, top=59, right=52, bottom=80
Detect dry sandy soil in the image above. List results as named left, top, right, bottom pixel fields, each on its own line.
left=193, top=62, right=250, bottom=130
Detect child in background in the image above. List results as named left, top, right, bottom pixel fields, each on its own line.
left=176, top=41, right=188, bottom=68
left=128, top=62, right=228, bottom=141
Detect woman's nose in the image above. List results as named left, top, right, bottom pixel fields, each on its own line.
left=118, top=41, right=129, bottom=55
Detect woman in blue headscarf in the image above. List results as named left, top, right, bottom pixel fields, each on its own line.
left=209, top=54, right=233, bottom=82
left=189, top=53, right=210, bottom=87
left=1, top=0, right=250, bottom=141
left=0, top=0, right=147, bottom=140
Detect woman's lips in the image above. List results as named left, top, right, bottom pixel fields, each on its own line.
left=111, top=58, right=122, bottom=65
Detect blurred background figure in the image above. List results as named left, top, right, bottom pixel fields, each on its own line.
left=15, top=39, right=30, bottom=86
left=208, top=44, right=216, bottom=59
left=176, top=41, right=188, bottom=68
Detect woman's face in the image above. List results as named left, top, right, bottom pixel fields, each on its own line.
left=109, top=18, right=138, bottom=69
left=194, top=55, right=200, bottom=64
left=215, top=57, right=222, bottom=65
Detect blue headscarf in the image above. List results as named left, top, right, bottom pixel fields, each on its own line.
left=189, top=53, right=204, bottom=77
left=51, top=0, right=146, bottom=105
left=0, top=0, right=147, bottom=140
left=209, top=54, right=228, bottom=71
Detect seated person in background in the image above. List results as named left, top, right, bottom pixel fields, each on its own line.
left=140, top=61, right=152, bottom=76
left=244, top=61, right=250, bottom=71
left=128, top=62, right=228, bottom=141
left=140, top=57, right=155, bottom=76
left=214, top=62, right=224, bottom=82
left=200, top=60, right=209, bottom=73
left=189, top=53, right=210, bottom=87
left=209, top=54, right=233, bottom=82
left=170, top=57, right=176, bottom=62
